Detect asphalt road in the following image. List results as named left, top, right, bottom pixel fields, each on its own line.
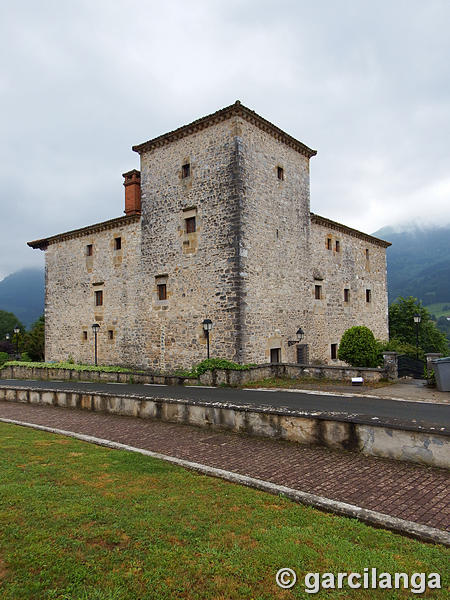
left=1, top=378, right=449, bottom=434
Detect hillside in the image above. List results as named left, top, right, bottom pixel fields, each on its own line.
left=373, top=224, right=450, bottom=306
left=0, top=268, right=45, bottom=328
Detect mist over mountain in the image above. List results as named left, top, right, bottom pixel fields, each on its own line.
left=373, top=224, right=450, bottom=305
left=0, top=268, right=44, bottom=328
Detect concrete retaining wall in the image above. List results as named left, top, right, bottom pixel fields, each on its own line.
left=1, top=385, right=447, bottom=470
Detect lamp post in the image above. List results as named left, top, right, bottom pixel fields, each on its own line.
left=202, top=319, right=213, bottom=359
left=413, top=314, right=421, bottom=360
left=13, top=326, right=20, bottom=358
left=92, top=323, right=100, bottom=366
left=288, top=327, right=305, bottom=346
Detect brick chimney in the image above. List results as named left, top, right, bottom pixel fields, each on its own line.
left=122, top=169, right=141, bottom=215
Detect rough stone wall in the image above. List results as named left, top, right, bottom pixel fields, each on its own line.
left=237, top=118, right=313, bottom=364
left=308, top=221, right=389, bottom=363
left=137, top=119, right=242, bottom=370
left=41, top=111, right=389, bottom=371
left=44, top=221, right=141, bottom=366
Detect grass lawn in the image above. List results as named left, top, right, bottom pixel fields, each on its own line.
left=239, top=376, right=393, bottom=390
left=0, top=423, right=447, bottom=599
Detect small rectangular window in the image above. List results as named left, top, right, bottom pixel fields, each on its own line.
left=315, top=285, right=322, bottom=300
left=327, top=238, right=332, bottom=250
left=366, top=289, right=372, bottom=303
left=95, top=290, right=103, bottom=306
left=270, top=348, right=281, bottom=363
left=335, top=240, right=340, bottom=252
left=86, top=244, right=93, bottom=256
left=344, top=288, right=350, bottom=303
left=157, top=283, right=167, bottom=301
left=108, top=330, right=114, bottom=340
left=114, top=237, right=122, bottom=250
left=365, top=248, right=369, bottom=260
left=185, top=216, right=196, bottom=233
left=331, top=343, right=337, bottom=360
left=83, top=331, right=88, bottom=340
left=277, top=166, right=284, bottom=180
left=182, top=163, right=190, bottom=178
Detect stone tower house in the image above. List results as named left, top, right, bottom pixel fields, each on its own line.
left=29, top=101, right=390, bottom=371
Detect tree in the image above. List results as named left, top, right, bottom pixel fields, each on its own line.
left=23, top=315, right=45, bottom=362
left=0, top=310, right=25, bottom=340
left=389, top=297, right=448, bottom=355
left=338, top=326, right=380, bottom=367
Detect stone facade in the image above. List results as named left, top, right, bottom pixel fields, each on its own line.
left=29, top=101, right=390, bottom=371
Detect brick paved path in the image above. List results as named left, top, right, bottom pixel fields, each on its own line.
left=0, top=400, right=449, bottom=532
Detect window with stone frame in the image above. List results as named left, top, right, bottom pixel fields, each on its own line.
left=114, top=237, right=122, bottom=250
left=95, top=290, right=103, bottom=306
left=344, top=288, right=350, bottom=303
left=185, top=216, right=196, bottom=234
left=108, top=330, right=114, bottom=340
left=86, top=244, right=93, bottom=256
left=157, top=283, right=167, bottom=301
left=327, top=237, right=332, bottom=250
left=315, top=285, right=322, bottom=300
left=366, top=289, right=372, bottom=303
left=335, top=240, right=340, bottom=252
left=277, top=166, right=284, bottom=180
left=182, top=163, right=190, bottom=178
left=331, top=343, right=338, bottom=360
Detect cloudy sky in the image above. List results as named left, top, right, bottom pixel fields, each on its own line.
left=1, top=0, right=449, bottom=280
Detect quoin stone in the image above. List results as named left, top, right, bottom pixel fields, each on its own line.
left=28, top=101, right=391, bottom=371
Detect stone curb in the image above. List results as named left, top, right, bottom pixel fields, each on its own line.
left=1, top=383, right=447, bottom=437
left=1, top=417, right=448, bottom=547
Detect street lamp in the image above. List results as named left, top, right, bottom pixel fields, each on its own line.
left=288, top=327, right=305, bottom=346
left=413, top=314, right=421, bottom=359
left=13, top=326, right=20, bottom=358
left=92, top=323, right=100, bottom=366
left=202, top=319, right=213, bottom=359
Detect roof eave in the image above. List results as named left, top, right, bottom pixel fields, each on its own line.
left=27, top=213, right=141, bottom=250
left=132, top=100, right=317, bottom=159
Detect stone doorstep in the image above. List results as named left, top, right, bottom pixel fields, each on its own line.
left=0, top=386, right=448, bottom=470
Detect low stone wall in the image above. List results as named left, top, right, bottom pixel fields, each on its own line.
left=0, top=364, right=196, bottom=386
left=1, top=362, right=388, bottom=387
left=1, top=385, right=447, bottom=470
left=198, top=363, right=386, bottom=386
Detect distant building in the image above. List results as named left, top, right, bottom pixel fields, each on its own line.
left=29, top=101, right=390, bottom=371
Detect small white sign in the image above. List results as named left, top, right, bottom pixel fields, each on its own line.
left=352, top=377, right=364, bottom=385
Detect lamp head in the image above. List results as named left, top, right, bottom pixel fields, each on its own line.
left=202, top=319, right=213, bottom=332
left=296, top=327, right=305, bottom=342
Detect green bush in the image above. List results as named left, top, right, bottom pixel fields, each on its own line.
left=0, top=352, right=9, bottom=367
left=338, top=326, right=380, bottom=368
left=190, top=358, right=256, bottom=377
left=377, top=338, right=423, bottom=360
